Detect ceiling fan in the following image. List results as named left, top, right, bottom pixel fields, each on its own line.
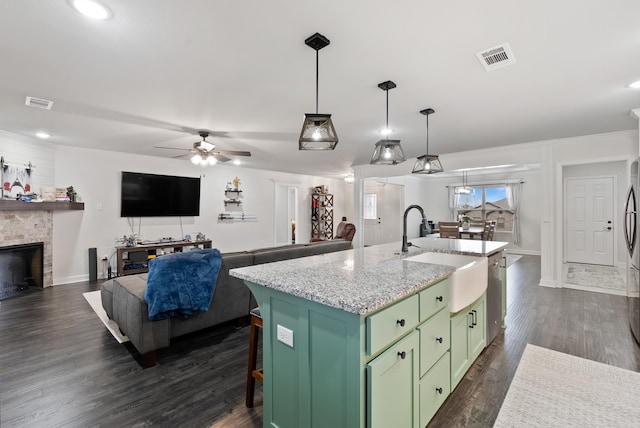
left=155, top=131, right=251, bottom=166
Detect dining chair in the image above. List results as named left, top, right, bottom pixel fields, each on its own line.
left=482, top=220, right=496, bottom=241
left=439, top=221, right=460, bottom=239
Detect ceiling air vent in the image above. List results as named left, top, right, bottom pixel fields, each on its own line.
left=25, top=96, right=53, bottom=110
left=476, top=43, right=516, bottom=71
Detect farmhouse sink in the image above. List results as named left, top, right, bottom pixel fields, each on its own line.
left=405, top=252, right=488, bottom=313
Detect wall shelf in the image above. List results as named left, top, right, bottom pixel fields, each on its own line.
left=0, top=200, right=85, bottom=211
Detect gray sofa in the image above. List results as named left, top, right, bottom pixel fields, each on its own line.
left=100, top=239, right=352, bottom=367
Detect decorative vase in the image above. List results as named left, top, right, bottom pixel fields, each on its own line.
left=462, top=221, right=470, bottom=230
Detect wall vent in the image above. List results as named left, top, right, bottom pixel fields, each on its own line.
left=25, top=96, right=53, bottom=110
left=476, top=43, right=516, bottom=71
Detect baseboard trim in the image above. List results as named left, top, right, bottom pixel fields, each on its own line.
left=539, top=278, right=559, bottom=288
left=562, top=282, right=626, bottom=296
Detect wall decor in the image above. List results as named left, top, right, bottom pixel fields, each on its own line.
left=1, top=157, right=33, bottom=199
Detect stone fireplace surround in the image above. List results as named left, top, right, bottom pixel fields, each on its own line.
left=0, top=210, right=53, bottom=287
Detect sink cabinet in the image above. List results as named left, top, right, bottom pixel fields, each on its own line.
left=450, top=294, right=486, bottom=390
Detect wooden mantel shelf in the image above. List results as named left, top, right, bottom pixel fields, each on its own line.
left=0, top=200, right=85, bottom=211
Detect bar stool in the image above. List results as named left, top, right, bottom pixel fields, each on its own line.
left=246, top=307, right=263, bottom=407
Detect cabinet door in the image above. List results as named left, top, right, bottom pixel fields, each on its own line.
left=450, top=309, right=471, bottom=390
left=469, top=297, right=486, bottom=361
left=367, top=331, right=419, bottom=428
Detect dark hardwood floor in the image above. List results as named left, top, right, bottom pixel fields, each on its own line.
left=1, top=255, right=639, bottom=427
left=428, top=255, right=640, bottom=427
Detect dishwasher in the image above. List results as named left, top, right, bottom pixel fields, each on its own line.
left=486, top=251, right=505, bottom=345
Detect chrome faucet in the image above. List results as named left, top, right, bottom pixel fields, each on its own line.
left=402, top=204, right=428, bottom=253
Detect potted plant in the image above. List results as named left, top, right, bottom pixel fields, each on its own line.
left=460, top=216, right=473, bottom=230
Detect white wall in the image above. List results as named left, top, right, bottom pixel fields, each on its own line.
left=48, top=145, right=352, bottom=284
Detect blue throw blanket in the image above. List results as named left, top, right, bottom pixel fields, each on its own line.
left=144, top=248, right=222, bottom=320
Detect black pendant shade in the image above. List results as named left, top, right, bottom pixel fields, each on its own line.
left=412, top=108, right=444, bottom=174
left=299, top=33, right=338, bottom=150
left=371, top=80, right=406, bottom=165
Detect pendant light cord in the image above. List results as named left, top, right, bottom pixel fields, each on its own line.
left=315, top=50, right=319, bottom=114
left=425, top=113, right=429, bottom=154
left=385, top=90, right=389, bottom=140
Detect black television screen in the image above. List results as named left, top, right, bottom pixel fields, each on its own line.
left=120, top=172, right=201, bottom=217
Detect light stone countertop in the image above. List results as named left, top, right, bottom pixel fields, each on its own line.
left=230, top=237, right=509, bottom=315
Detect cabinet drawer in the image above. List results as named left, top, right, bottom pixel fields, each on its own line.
left=419, top=351, right=450, bottom=428
left=417, top=308, right=450, bottom=377
left=419, top=278, right=449, bottom=322
left=366, top=294, right=419, bottom=356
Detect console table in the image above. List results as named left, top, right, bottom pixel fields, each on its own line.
left=116, top=240, right=212, bottom=276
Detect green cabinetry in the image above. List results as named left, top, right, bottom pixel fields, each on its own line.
left=450, top=294, right=486, bottom=390
left=244, top=276, right=488, bottom=428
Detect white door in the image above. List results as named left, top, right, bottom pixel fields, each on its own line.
left=363, top=181, right=404, bottom=247
left=565, top=177, right=614, bottom=265
left=363, top=190, right=382, bottom=246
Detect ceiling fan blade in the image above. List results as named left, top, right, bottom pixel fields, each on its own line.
left=216, top=150, right=252, bottom=157
left=213, top=153, right=231, bottom=163
left=171, top=153, right=189, bottom=159
left=155, top=145, right=191, bottom=151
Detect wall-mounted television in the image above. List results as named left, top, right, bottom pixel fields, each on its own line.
left=120, top=172, right=201, bottom=217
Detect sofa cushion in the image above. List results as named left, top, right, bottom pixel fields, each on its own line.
left=100, top=279, right=115, bottom=319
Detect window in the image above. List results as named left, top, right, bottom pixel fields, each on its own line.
left=454, top=185, right=513, bottom=232
left=363, top=193, right=377, bottom=220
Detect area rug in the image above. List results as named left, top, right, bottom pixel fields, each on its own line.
left=494, top=344, right=640, bottom=427
left=83, top=290, right=129, bottom=343
left=505, top=254, right=522, bottom=268
left=564, top=263, right=625, bottom=291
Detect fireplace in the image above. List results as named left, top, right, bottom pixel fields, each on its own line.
left=0, top=242, right=44, bottom=300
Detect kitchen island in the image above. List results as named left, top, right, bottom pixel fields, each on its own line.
left=231, top=237, right=508, bottom=428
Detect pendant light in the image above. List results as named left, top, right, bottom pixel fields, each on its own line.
left=455, top=170, right=473, bottom=194
left=412, top=108, right=444, bottom=174
left=370, top=80, right=406, bottom=165
left=299, top=33, right=338, bottom=150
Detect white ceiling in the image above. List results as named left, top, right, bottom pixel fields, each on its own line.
left=1, top=0, right=639, bottom=178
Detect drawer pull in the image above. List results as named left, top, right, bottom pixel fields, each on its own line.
left=396, top=319, right=406, bottom=327
left=469, top=311, right=475, bottom=328
left=472, top=309, right=477, bottom=326
left=436, top=296, right=443, bottom=302
left=436, top=337, right=443, bottom=343
left=435, top=387, right=443, bottom=394
left=397, top=351, right=406, bottom=359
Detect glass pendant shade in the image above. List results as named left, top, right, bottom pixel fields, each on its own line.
left=370, top=139, right=406, bottom=165
left=412, top=107, right=443, bottom=174
left=299, top=113, right=338, bottom=150
left=370, top=80, right=405, bottom=165
left=412, top=154, right=444, bottom=174
left=299, top=33, right=338, bottom=150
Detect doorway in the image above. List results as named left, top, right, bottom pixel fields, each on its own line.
left=363, top=180, right=404, bottom=246
left=564, top=176, right=614, bottom=265
left=275, top=184, right=298, bottom=246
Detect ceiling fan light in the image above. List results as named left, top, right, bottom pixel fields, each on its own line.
left=207, top=155, right=217, bottom=165
left=299, top=113, right=338, bottom=150
left=191, top=154, right=201, bottom=165
left=370, top=140, right=406, bottom=165
left=412, top=154, right=444, bottom=174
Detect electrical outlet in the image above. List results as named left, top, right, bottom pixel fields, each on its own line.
left=277, top=324, right=294, bottom=348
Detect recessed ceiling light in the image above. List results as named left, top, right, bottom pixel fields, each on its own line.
left=233, top=159, right=241, bottom=166
left=68, top=0, right=112, bottom=20
left=35, top=132, right=50, bottom=139
left=379, top=128, right=393, bottom=136
left=627, top=80, right=640, bottom=89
